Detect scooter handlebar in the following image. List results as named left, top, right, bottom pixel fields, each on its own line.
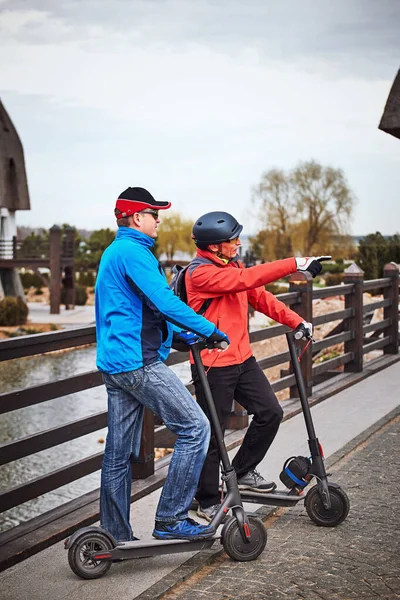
left=192, top=339, right=228, bottom=351
left=294, top=329, right=309, bottom=341
left=208, top=340, right=229, bottom=350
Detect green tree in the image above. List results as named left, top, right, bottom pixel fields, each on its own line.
left=76, top=228, right=116, bottom=270
left=357, top=232, right=400, bottom=280
left=157, top=213, right=194, bottom=261
left=18, top=229, right=49, bottom=258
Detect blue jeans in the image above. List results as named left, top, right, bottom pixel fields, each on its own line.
left=101, top=361, right=211, bottom=541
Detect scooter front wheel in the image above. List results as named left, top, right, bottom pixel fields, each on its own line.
left=221, top=515, right=267, bottom=561
left=68, top=531, right=113, bottom=579
left=305, top=483, right=350, bottom=527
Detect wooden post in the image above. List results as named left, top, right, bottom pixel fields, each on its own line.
left=12, top=235, right=17, bottom=259
left=49, top=225, right=61, bottom=314
left=343, top=263, right=364, bottom=372
left=383, top=262, right=399, bottom=354
left=288, top=271, right=313, bottom=397
left=64, top=226, right=76, bottom=308
left=131, top=408, right=155, bottom=479
left=228, top=400, right=248, bottom=430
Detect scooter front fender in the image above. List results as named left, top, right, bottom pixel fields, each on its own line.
left=64, top=526, right=117, bottom=549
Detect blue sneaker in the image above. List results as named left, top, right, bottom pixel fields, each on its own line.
left=152, top=517, right=215, bottom=540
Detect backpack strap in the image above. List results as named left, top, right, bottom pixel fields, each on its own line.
left=187, top=255, right=223, bottom=315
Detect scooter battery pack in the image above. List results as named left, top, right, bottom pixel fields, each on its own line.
left=279, top=456, right=311, bottom=489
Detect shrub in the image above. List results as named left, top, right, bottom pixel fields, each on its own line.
left=19, top=271, right=47, bottom=289
left=75, top=285, right=88, bottom=306
left=61, top=284, right=88, bottom=306
left=77, top=270, right=96, bottom=287
left=265, top=283, right=289, bottom=295
left=321, top=262, right=346, bottom=274
left=325, top=273, right=344, bottom=286
left=0, top=297, right=29, bottom=326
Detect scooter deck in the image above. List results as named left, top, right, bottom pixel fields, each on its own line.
left=238, top=488, right=306, bottom=506
left=110, top=535, right=221, bottom=559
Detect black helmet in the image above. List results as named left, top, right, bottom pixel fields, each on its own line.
left=192, top=211, right=243, bottom=250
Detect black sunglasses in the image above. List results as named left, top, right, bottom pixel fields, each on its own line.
left=139, top=209, right=159, bottom=220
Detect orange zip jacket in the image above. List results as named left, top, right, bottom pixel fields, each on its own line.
left=185, top=249, right=303, bottom=366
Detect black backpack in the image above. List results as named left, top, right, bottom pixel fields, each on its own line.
left=170, top=262, right=213, bottom=316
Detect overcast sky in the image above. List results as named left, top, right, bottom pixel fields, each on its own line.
left=1, top=0, right=399, bottom=236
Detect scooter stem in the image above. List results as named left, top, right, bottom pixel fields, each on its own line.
left=191, top=344, right=233, bottom=473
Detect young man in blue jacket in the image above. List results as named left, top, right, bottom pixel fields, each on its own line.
left=95, top=187, right=229, bottom=542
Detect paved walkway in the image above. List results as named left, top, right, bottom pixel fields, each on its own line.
left=1, top=361, right=399, bottom=600
left=27, top=302, right=95, bottom=327
left=159, top=406, right=400, bottom=600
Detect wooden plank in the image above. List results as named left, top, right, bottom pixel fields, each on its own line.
left=154, top=426, right=177, bottom=449
left=312, top=352, right=354, bottom=376
left=0, top=370, right=103, bottom=414
left=313, top=308, right=354, bottom=326
left=165, top=349, right=190, bottom=366
left=312, top=283, right=354, bottom=299
left=312, top=331, right=354, bottom=353
left=363, top=318, right=392, bottom=335
left=258, top=350, right=290, bottom=370
left=271, top=373, right=296, bottom=392
left=0, top=326, right=96, bottom=362
left=0, top=412, right=107, bottom=465
left=0, top=453, right=104, bottom=513
left=250, top=324, right=289, bottom=343
left=362, top=299, right=391, bottom=314
left=362, top=336, right=391, bottom=354
left=363, top=278, right=391, bottom=291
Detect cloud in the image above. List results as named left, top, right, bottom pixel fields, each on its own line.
left=0, top=0, right=399, bottom=234
left=1, top=0, right=399, bottom=78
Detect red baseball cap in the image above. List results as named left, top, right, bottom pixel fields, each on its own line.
left=115, top=187, right=171, bottom=217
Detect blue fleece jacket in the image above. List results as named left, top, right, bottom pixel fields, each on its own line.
left=95, top=227, right=215, bottom=374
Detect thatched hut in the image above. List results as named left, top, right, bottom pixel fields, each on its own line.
left=0, top=98, right=31, bottom=298
left=379, top=69, right=400, bottom=140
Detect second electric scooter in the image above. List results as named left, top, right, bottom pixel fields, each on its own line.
left=65, top=339, right=268, bottom=580
left=226, top=329, right=350, bottom=527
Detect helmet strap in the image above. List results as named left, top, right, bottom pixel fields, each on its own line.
left=216, top=245, right=232, bottom=264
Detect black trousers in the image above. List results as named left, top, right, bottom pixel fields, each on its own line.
left=192, top=355, right=284, bottom=508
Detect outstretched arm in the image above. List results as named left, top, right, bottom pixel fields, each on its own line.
left=190, top=258, right=297, bottom=295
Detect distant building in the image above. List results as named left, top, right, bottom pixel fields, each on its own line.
left=0, top=98, right=30, bottom=298
left=379, top=69, right=400, bottom=140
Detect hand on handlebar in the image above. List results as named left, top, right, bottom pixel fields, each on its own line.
left=293, top=321, right=313, bottom=341
left=295, top=256, right=332, bottom=278
left=173, top=330, right=201, bottom=346
left=206, top=327, right=230, bottom=351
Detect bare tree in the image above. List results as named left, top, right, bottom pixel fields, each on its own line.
left=291, top=160, right=355, bottom=255
left=253, top=168, right=295, bottom=258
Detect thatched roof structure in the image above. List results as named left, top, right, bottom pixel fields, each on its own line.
left=0, top=98, right=30, bottom=210
left=379, top=69, right=400, bottom=140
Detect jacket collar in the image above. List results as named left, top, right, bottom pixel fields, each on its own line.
left=196, top=248, right=239, bottom=267
left=116, top=226, right=155, bottom=248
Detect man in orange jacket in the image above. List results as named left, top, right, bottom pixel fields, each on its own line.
left=186, top=211, right=329, bottom=521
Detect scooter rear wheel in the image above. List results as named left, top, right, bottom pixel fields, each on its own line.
left=221, top=515, right=267, bottom=561
left=68, top=531, right=113, bottom=579
left=305, top=483, right=350, bottom=527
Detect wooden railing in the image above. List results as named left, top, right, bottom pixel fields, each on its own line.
left=0, top=263, right=398, bottom=568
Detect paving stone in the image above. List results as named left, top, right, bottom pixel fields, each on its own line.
left=160, top=414, right=400, bottom=600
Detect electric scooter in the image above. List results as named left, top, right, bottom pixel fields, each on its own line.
left=223, top=330, right=350, bottom=527
left=65, top=340, right=268, bottom=580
